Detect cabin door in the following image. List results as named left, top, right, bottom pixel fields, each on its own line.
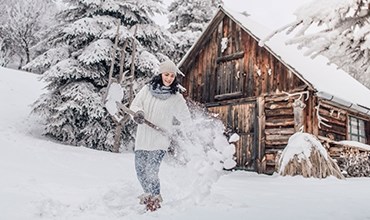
left=208, top=101, right=258, bottom=171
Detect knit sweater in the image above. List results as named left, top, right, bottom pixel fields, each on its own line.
left=129, top=85, right=191, bottom=151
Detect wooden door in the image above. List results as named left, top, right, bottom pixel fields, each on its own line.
left=208, top=101, right=257, bottom=171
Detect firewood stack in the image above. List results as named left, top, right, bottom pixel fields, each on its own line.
left=328, top=145, right=370, bottom=177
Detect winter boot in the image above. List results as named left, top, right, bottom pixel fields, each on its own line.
left=137, top=193, right=152, bottom=205
left=146, top=194, right=163, bottom=212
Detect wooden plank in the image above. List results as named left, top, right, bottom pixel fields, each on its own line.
left=265, top=134, right=291, bottom=141
left=229, top=18, right=234, bottom=54
left=265, top=144, right=287, bottom=149
left=222, top=16, right=229, bottom=55
left=265, top=118, right=294, bottom=127
left=257, top=96, right=266, bottom=173
left=260, top=49, right=268, bottom=95
left=205, top=96, right=256, bottom=107
left=230, top=60, right=235, bottom=93
left=319, top=125, right=347, bottom=136
left=265, top=140, right=289, bottom=146
left=235, top=24, right=241, bottom=51
left=214, top=91, right=243, bottom=101
left=265, top=108, right=293, bottom=117
left=226, top=61, right=230, bottom=94
left=265, top=102, right=293, bottom=109
left=216, top=51, right=244, bottom=63
left=265, top=128, right=295, bottom=135
left=209, top=31, right=217, bottom=102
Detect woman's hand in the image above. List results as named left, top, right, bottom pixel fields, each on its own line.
left=133, top=110, right=145, bottom=124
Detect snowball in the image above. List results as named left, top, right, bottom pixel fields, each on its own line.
left=222, top=144, right=236, bottom=158
left=228, top=133, right=240, bottom=143
left=223, top=158, right=237, bottom=169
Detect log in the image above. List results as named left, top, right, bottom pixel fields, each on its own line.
left=265, top=140, right=288, bottom=146
left=214, top=91, right=243, bottom=100
left=265, top=134, right=291, bottom=141
left=265, top=102, right=293, bottom=110
left=265, top=108, right=293, bottom=117
left=216, top=51, right=245, bottom=63
left=265, top=118, right=294, bottom=127
left=265, top=128, right=295, bottom=135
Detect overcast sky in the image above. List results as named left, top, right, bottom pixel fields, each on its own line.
left=155, top=0, right=314, bottom=29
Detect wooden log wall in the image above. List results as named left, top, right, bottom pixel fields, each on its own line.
left=263, top=94, right=295, bottom=173
left=317, top=100, right=348, bottom=141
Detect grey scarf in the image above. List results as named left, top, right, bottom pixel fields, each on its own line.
left=149, top=85, right=172, bottom=100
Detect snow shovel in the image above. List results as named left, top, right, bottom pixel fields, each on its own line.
left=116, top=101, right=183, bottom=159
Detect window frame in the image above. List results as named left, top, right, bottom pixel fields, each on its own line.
left=348, top=115, right=367, bottom=144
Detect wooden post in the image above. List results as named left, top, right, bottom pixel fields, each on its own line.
left=128, top=25, right=138, bottom=104
left=103, top=19, right=120, bottom=101
left=257, top=96, right=266, bottom=173
left=112, top=25, right=138, bottom=153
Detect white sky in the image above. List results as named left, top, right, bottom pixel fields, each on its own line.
left=155, top=0, right=315, bottom=29
left=1, top=67, right=370, bottom=219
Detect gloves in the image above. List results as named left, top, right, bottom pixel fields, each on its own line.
left=133, top=110, right=145, bottom=124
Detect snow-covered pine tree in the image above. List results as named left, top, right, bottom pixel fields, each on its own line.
left=27, top=0, right=175, bottom=151
left=262, top=0, right=370, bottom=89
left=168, top=0, right=223, bottom=62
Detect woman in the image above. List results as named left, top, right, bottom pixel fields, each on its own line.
left=129, top=59, right=191, bottom=211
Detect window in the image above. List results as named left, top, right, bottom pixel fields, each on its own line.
left=348, top=116, right=367, bottom=143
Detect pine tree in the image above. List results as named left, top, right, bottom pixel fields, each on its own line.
left=168, top=0, right=223, bottom=62
left=27, top=0, right=175, bottom=151
left=262, top=0, right=370, bottom=88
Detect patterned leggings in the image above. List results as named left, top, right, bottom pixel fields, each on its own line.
left=135, top=150, right=166, bottom=196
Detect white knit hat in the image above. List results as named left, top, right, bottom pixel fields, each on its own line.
left=157, top=59, right=184, bottom=76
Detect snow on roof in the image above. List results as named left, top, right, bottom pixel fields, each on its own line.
left=180, top=6, right=370, bottom=113
left=221, top=7, right=370, bottom=112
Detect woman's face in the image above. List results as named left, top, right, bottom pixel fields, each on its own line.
left=161, top=72, right=176, bottom=87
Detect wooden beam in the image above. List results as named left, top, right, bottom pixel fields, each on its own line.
left=216, top=51, right=244, bottom=63
left=257, top=96, right=265, bottom=173
left=214, top=91, right=243, bottom=100
left=265, top=128, right=295, bottom=135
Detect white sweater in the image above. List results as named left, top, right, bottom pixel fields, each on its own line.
left=129, top=85, right=191, bottom=151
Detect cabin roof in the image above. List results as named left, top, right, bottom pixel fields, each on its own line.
left=179, top=6, right=370, bottom=115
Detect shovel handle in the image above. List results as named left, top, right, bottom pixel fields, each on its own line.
left=116, top=102, right=168, bottom=134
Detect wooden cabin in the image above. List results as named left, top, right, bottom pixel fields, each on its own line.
left=178, top=6, right=370, bottom=174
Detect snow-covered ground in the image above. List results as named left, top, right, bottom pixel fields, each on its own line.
left=1, top=67, right=370, bottom=220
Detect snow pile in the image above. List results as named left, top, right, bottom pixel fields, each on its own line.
left=279, top=132, right=328, bottom=170
left=165, top=104, right=236, bottom=203
left=278, top=132, right=344, bottom=179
